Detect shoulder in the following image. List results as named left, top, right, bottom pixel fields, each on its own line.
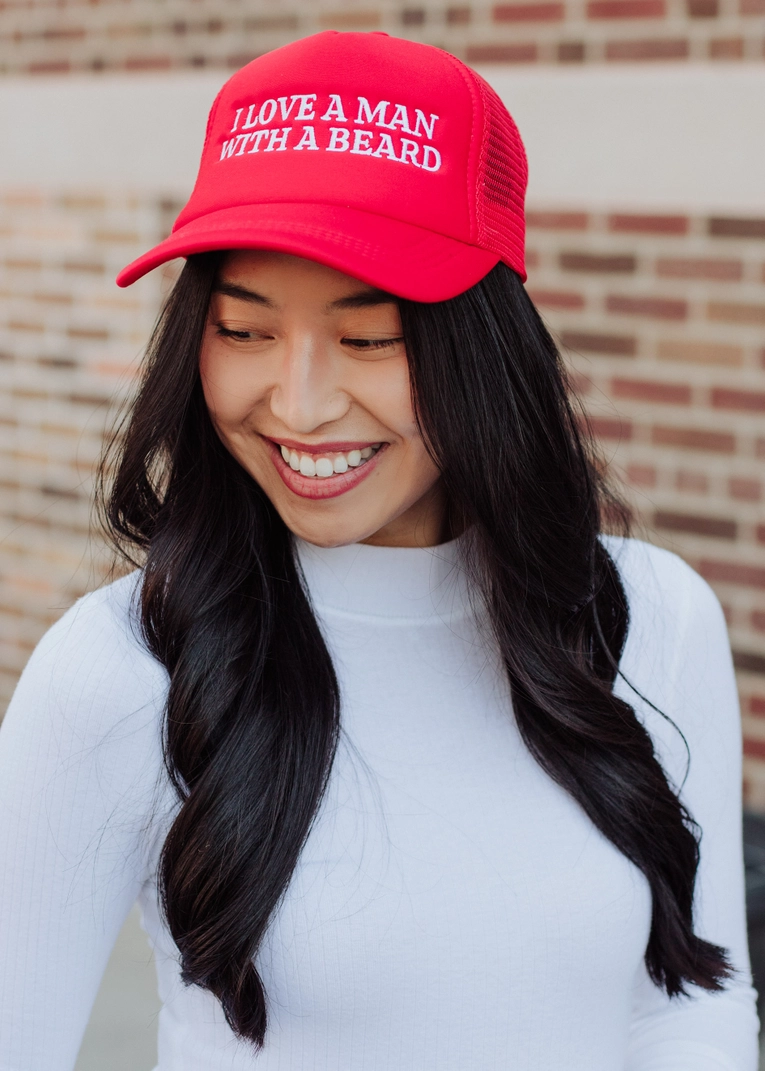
left=601, top=536, right=736, bottom=778
left=600, top=534, right=723, bottom=651
left=7, top=569, right=167, bottom=750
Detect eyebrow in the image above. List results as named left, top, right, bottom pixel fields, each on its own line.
left=328, top=288, right=397, bottom=311
left=213, top=279, right=396, bottom=312
left=213, top=281, right=274, bottom=307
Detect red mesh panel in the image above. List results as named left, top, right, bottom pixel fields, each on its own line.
left=473, top=74, right=528, bottom=279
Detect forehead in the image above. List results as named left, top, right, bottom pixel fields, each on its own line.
left=215, top=251, right=399, bottom=314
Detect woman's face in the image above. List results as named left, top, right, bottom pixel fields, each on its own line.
left=199, top=250, right=446, bottom=548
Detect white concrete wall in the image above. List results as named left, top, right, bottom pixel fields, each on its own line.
left=0, top=65, right=764, bottom=212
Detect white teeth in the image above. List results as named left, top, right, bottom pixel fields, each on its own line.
left=280, top=444, right=381, bottom=477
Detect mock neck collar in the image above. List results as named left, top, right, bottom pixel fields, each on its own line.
left=295, top=536, right=474, bottom=620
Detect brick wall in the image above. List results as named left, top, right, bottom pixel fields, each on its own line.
left=1, top=0, right=764, bottom=75
left=1, top=189, right=764, bottom=804
left=526, top=207, right=765, bottom=804
left=0, top=188, right=173, bottom=703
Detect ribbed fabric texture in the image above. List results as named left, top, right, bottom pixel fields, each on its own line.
left=0, top=536, right=759, bottom=1070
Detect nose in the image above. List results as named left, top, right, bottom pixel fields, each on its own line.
left=269, top=330, right=349, bottom=433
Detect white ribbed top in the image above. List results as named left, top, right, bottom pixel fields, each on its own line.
left=0, top=536, right=759, bottom=1070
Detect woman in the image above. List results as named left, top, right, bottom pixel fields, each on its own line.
left=0, top=30, right=758, bottom=1070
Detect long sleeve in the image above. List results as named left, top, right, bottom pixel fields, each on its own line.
left=613, top=541, right=760, bottom=1071
left=0, top=577, right=169, bottom=1071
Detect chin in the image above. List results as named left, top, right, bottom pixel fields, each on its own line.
left=280, top=509, right=381, bottom=549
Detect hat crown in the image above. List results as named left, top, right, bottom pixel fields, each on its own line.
left=117, top=31, right=527, bottom=300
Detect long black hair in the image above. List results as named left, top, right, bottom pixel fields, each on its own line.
left=100, top=253, right=732, bottom=1048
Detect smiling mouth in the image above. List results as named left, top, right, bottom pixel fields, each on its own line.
left=278, top=442, right=383, bottom=478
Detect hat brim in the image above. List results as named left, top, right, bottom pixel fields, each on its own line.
left=116, top=202, right=505, bottom=302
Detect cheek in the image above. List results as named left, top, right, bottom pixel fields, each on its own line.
left=360, top=359, right=419, bottom=440
left=199, top=344, right=263, bottom=430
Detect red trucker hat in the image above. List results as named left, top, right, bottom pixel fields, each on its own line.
left=117, top=31, right=528, bottom=302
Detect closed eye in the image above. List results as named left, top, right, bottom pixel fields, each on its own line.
left=342, top=337, right=404, bottom=351
left=215, top=325, right=269, bottom=341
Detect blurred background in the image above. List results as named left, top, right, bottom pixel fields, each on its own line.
left=0, top=1, right=764, bottom=1067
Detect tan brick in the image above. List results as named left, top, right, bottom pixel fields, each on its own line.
left=606, top=294, right=687, bottom=319
left=657, top=339, right=743, bottom=366
left=656, top=257, right=742, bottom=281
left=709, top=37, right=744, bottom=57
left=494, top=2, right=565, bottom=18
left=729, top=477, right=761, bottom=501
left=560, top=252, right=635, bottom=272
left=652, top=425, right=735, bottom=452
left=606, top=39, right=690, bottom=60
left=608, top=213, right=688, bottom=234
left=466, top=43, right=538, bottom=61
left=527, top=212, right=589, bottom=230
left=707, top=301, right=765, bottom=326
left=560, top=330, right=636, bottom=355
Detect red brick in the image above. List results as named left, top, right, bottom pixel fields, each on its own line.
left=612, top=377, right=690, bottom=404
left=588, top=417, right=632, bottom=440
left=609, top=213, right=688, bottom=235
left=402, top=8, right=427, bottom=24
left=124, top=56, right=173, bottom=71
left=527, top=212, right=589, bottom=230
left=741, top=0, right=765, bottom=14
left=708, top=301, right=765, bottom=325
left=626, top=464, right=656, bottom=487
left=711, top=387, right=765, bottom=412
left=607, top=294, right=687, bottom=319
left=749, top=695, right=765, bottom=714
left=699, top=559, right=765, bottom=588
left=319, top=11, right=382, bottom=27
left=605, top=38, right=689, bottom=59
left=42, top=26, right=86, bottom=40
left=528, top=289, right=585, bottom=309
left=709, top=217, right=765, bottom=238
left=588, top=0, right=664, bottom=14
left=744, top=738, right=765, bottom=760
left=27, top=60, right=71, bottom=74
left=652, top=425, right=735, bottom=452
left=558, top=41, right=586, bottom=60
left=560, top=331, right=636, bottom=356
left=447, top=6, right=472, bottom=22
left=757, top=438, right=765, bottom=459
left=730, top=478, right=761, bottom=501
left=752, top=613, right=765, bottom=633
left=710, top=37, right=744, bottom=57
left=466, top=44, right=538, bottom=61
left=758, top=525, right=765, bottom=543
left=560, top=251, right=635, bottom=272
left=494, top=2, right=564, bottom=19
left=656, top=257, right=742, bottom=281
left=66, top=326, right=109, bottom=341
left=526, top=249, right=540, bottom=270
left=688, top=0, right=718, bottom=12
left=654, top=511, right=736, bottom=539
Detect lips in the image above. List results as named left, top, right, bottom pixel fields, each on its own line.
left=266, top=437, right=387, bottom=500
